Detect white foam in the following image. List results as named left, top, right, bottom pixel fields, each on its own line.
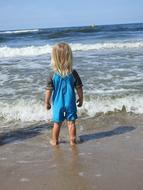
left=0, top=44, right=52, bottom=58
left=0, top=94, right=143, bottom=122
left=70, top=42, right=143, bottom=51
left=0, top=41, right=143, bottom=58
left=0, top=99, right=51, bottom=122
left=0, top=29, right=39, bottom=34
left=79, top=95, right=143, bottom=117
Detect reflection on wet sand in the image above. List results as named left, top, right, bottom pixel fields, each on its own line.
left=51, top=146, right=94, bottom=190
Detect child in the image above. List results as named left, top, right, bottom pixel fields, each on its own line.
left=45, top=43, right=83, bottom=146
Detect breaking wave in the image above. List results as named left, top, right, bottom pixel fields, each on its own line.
left=0, top=41, right=143, bottom=58
left=0, top=29, right=39, bottom=34
left=0, top=95, right=143, bottom=122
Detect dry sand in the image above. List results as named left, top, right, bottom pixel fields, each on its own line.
left=0, top=113, right=143, bottom=190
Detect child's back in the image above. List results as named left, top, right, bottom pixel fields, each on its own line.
left=45, top=43, right=83, bottom=145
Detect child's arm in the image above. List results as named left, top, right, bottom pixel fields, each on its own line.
left=45, top=89, right=52, bottom=110
left=76, top=87, right=83, bottom=107
left=45, top=72, right=54, bottom=110
left=72, top=70, right=83, bottom=107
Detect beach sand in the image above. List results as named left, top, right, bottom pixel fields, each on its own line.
left=0, top=112, right=143, bottom=190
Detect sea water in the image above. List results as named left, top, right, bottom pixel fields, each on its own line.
left=0, top=23, right=143, bottom=128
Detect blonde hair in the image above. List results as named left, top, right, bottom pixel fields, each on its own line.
left=51, top=43, right=73, bottom=76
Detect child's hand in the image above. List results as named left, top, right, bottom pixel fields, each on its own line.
left=76, top=98, right=83, bottom=107
left=45, top=102, right=51, bottom=110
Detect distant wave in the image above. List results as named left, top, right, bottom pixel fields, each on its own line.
left=0, top=94, right=143, bottom=122
left=0, top=29, right=39, bottom=34
left=47, top=24, right=143, bottom=38
left=0, top=41, right=143, bottom=58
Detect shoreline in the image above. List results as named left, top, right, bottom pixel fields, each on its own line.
left=0, top=112, right=143, bottom=190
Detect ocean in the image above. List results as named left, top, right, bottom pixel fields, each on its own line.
left=0, top=23, right=143, bottom=129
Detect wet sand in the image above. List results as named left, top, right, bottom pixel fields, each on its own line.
left=0, top=113, right=143, bottom=190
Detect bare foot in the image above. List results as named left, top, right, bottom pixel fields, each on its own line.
left=70, top=139, right=76, bottom=146
left=50, top=140, right=58, bottom=146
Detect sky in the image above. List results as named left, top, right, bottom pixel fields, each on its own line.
left=0, top=0, right=143, bottom=30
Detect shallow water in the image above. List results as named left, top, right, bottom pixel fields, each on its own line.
left=0, top=23, right=143, bottom=128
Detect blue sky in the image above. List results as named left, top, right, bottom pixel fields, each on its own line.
left=0, top=0, right=143, bottom=30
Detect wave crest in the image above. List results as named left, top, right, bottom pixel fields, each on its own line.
left=0, top=44, right=52, bottom=58
left=0, top=41, right=143, bottom=58
left=0, top=95, right=143, bottom=122
left=0, top=100, right=51, bottom=122
left=0, top=29, right=39, bottom=34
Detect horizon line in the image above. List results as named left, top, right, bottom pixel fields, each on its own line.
left=0, top=21, right=143, bottom=32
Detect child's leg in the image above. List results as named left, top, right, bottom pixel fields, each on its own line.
left=50, top=122, right=62, bottom=145
left=67, top=120, right=76, bottom=145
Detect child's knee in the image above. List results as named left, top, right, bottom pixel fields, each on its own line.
left=67, top=120, right=75, bottom=127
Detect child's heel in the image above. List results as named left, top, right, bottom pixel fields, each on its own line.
left=70, top=138, right=76, bottom=146
left=50, top=139, right=59, bottom=146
